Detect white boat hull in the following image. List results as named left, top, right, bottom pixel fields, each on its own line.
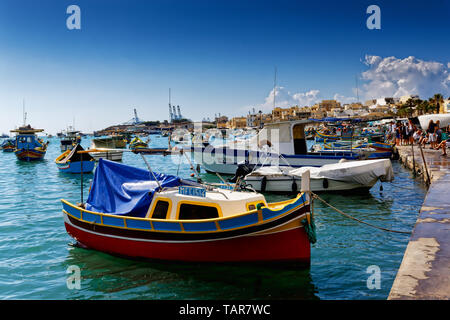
left=191, top=148, right=359, bottom=175
left=244, top=175, right=376, bottom=192
left=91, top=151, right=123, bottom=162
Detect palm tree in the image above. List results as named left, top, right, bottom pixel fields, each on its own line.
left=404, top=98, right=417, bottom=117
left=429, top=94, right=444, bottom=114
left=417, top=100, right=432, bottom=115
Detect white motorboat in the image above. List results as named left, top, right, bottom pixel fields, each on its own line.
left=185, top=120, right=365, bottom=175
left=243, top=158, right=394, bottom=192
left=89, top=137, right=123, bottom=161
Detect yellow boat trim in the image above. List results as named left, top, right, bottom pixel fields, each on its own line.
left=61, top=193, right=308, bottom=234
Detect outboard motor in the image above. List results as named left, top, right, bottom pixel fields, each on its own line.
left=228, top=161, right=256, bottom=183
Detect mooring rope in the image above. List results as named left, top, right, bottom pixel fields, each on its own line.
left=311, top=192, right=411, bottom=234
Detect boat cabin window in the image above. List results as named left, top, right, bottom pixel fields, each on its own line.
left=18, top=136, right=33, bottom=143
left=151, top=200, right=170, bottom=219
left=179, top=204, right=219, bottom=220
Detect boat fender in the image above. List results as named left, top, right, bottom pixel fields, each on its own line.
left=323, top=178, right=329, bottom=189
left=260, top=176, right=267, bottom=192
left=258, top=139, right=272, bottom=148
left=291, top=178, right=298, bottom=193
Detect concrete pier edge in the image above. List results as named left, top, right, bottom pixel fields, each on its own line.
left=388, top=145, right=450, bottom=300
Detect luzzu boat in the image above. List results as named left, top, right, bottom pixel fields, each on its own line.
left=129, top=136, right=148, bottom=149
left=10, top=125, right=48, bottom=161
left=1, top=139, right=15, bottom=152
left=61, top=159, right=315, bottom=264
left=56, top=143, right=95, bottom=173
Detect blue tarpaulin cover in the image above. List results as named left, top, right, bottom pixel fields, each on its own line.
left=85, top=158, right=181, bottom=218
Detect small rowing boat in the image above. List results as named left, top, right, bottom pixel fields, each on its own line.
left=55, top=143, right=95, bottom=173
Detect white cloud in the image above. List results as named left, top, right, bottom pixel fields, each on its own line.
left=333, top=93, right=357, bottom=104
left=254, top=87, right=321, bottom=112
left=361, top=55, right=450, bottom=100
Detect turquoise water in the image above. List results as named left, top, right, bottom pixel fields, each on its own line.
left=0, top=136, right=427, bottom=299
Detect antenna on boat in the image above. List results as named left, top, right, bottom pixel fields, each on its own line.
left=273, top=66, right=277, bottom=110
left=139, top=153, right=163, bottom=191
left=22, top=99, right=27, bottom=126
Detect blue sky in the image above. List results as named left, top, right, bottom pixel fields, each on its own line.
left=0, top=0, right=449, bottom=134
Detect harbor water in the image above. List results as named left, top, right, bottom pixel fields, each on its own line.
left=0, top=136, right=427, bottom=299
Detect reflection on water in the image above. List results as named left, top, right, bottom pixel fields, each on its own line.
left=63, top=247, right=318, bottom=300
left=0, top=136, right=427, bottom=299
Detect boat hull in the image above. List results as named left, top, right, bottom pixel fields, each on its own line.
left=244, top=176, right=375, bottom=192
left=14, top=149, right=46, bottom=161
left=2, top=147, right=14, bottom=152
left=64, top=217, right=310, bottom=263
left=57, top=160, right=95, bottom=173
left=91, top=151, right=123, bottom=162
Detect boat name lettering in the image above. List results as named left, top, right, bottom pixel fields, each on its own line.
left=178, top=186, right=206, bottom=197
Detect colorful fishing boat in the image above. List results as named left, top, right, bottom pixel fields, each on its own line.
left=10, top=125, right=48, bottom=161
left=60, top=130, right=81, bottom=152
left=1, top=139, right=15, bottom=152
left=56, top=143, right=95, bottom=173
left=61, top=159, right=315, bottom=264
left=129, top=136, right=148, bottom=149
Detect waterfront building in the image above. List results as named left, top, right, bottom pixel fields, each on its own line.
left=228, top=116, right=247, bottom=129
left=440, top=99, right=450, bottom=114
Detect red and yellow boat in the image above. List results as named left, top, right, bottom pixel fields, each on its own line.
left=61, top=159, right=315, bottom=265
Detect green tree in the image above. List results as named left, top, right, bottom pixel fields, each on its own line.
left=429, top=94, right=444, bottom=114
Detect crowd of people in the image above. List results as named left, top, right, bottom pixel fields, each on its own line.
left=387, top=119, right=449, bottom=156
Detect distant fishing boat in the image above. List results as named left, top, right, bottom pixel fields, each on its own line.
left=55, top=143, right=95, bottom=173
left=110, top=135, right=127, bottom=148
left=61, top=159, right=314, bottom=264
left=60, top=130, right=81, bottom=152
left=1, top=139, right=15, bottom=152
left=89, top=137, right=123, bottom=161
left=10, top=125, right=48, bottom=161
left=129, top=136, right=148, bottom=149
